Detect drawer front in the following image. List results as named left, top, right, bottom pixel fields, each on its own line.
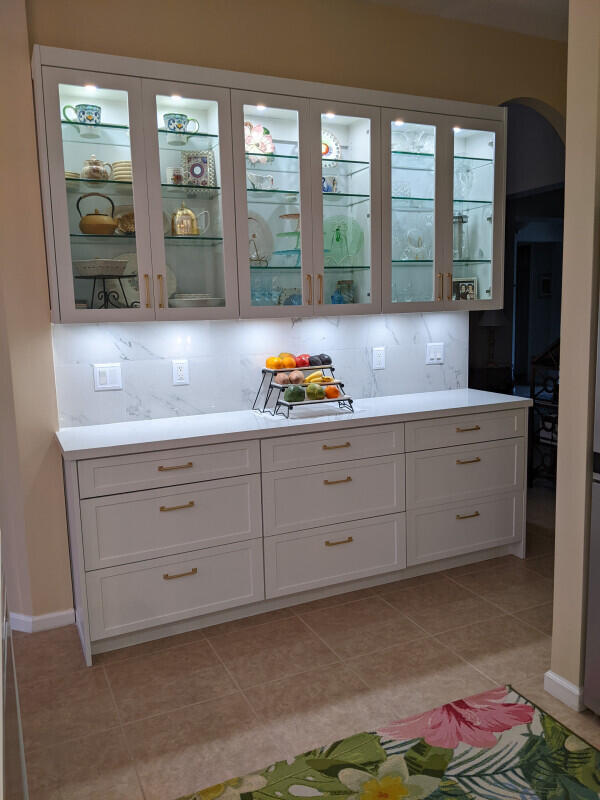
left=404, top=409, right=526, bottom=452
left=261, top=423, right=405, bottom=472
left=86, top=539, right=264, bottom=640
left=407, top=491, right=524, bottom=566
left=265, top=514, right=406, bottom=598
left=77, top=440, right=260, bottom=498
left=406, top=438, right=524, bottom=509
left=262, top=455, right=405, bottom=537
left=81, top=475, right=262, bottom=570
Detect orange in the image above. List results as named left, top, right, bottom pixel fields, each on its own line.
left=325, top=385, right=340, bottom=399
left=278, top=352, right=293, bottom=359
left=282, top=355, right=297, bottom=369
left=266, top=356, right=283, bottom=370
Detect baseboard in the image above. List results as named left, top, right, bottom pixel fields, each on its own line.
left=10, top=608, right=75, bottom=634
left=544, top=670, right=585, bottom=712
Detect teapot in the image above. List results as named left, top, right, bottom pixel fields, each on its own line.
left=171, top=202, right=209, bottom=236
left=80, top=155, right=112, bottom=181
left=77, top=193, right=118, bottom=235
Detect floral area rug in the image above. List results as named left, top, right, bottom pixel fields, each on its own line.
left=179, top=686, right=600, bottom=800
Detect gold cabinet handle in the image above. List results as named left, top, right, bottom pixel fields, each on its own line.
left=456, top=457, right=481, bottom=465
left=306, top=274, right=313, bottom=304
left=158, top=462, right=193, bottom=472
left=144, top=273, right=151, bottom=308
left=456, top=425, right=481, bottom=433
left=324, top=476, right=352, bottom=485
left=157, top=273, right=165, bottom=308
left=318, top=273, right=323, bottom=304
left=322, top=441, right=351, bottom=451
left=163, top=567, right=198, bottom=580
left=436, top=272, right=443, bottom=301
left=325, top=536, right=353, bottom=547
left=446, top=272, right=452, bottom=301
left=159, top=500, right=195, bottom=512
left=456, top=511, right=480, bottom=520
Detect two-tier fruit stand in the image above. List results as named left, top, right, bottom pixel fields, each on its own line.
left=252, top=364, right=354, bottom=418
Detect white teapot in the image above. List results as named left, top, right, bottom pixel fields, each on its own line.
left=80, top=155, right=112, bottom=181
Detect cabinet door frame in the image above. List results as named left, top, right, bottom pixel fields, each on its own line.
left=381, top=107, right=450, bottom=314
left=142, top=80, right=239, bottom=319
left=41, top=66, right=155, bottom=322
left=232, top=90, right=314, bottom=319
left=441, top=115, right=506, bottom=311
left=309, top=98, right=382, bottom=316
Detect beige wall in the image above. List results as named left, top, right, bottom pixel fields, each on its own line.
left=0, top=0, right=73, bottom=617
left=0, top=0, right=568, bottom=618
left=551, top=0, right=600, bottom=688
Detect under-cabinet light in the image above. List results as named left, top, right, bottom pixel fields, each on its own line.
left=453, top=126, right=462, bottom=132
left=325, top=112, right=336, bottom=119
left=84, top=84, right=97, bottom=92
left=394, top=119, right=404, bottom=126
left=171, top=94, right=182, bottom=100
left=256, top=104, right=267, bottom=110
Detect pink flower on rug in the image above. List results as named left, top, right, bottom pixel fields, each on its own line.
left=378, top=687, right=534, bottom=749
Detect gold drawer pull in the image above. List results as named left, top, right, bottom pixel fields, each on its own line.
left=324, top=476, right=352, bottom=485
left=325, top=536, right=353, bottom=547
left=163, top=567, right=198, bottom=580
left=456, top=511, right=480, bottom=520
left=456, top=425, right=481, bottom=432
left=322, top=442, right=351, bottom=451
left=160, top=500, right=195, bottom=512
left=456, top=457, right=481, bottom=465
left=158, top=462, right=193, bottom=472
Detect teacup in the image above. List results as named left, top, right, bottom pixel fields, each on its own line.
left=164, top=113, right=199, bottom=145
left=196, top=210, right=210, bottom=234
left=322, top=175, right=338, bottom=193
left=63, top=103, right=102, bottom=138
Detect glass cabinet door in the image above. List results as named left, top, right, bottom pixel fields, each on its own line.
left=43, top=67, right=154, bottom=321
left=382, top=110, right=442, bottom=311
left=450, top=119, right=504, bottom=306
left=143, top=81, right=238, bottom=318
left=310, top=100, right=381, bottom=314
left=232, top=91, right=313, bottom=318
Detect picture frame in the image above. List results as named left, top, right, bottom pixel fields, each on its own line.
left=181, top=150, right=217, bottom=187
left=452, top=277, right=478, bottom=301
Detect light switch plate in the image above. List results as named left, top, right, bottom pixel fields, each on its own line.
left=372, top=346, right=385, bottom=370
left=426, top=342, right=445, bottom=365
left=172, top=359, right=190, bottom=385
left=93, top=363, right=122, bottom=391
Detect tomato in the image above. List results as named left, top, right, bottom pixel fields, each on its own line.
left=295, top=353, right=310, bottom=367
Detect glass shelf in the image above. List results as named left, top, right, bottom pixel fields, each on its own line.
left=453, top=259, right=491, bottom=264
left=66, top=177, right=133, bottom=195
left=250, top=265, right=302, bottom=271
left=157, top=129, right=219, bottom=150
left=163, top=235, right=223, bottom=246
left=391, top=150, right=435, bottom=172
left=61, top=121, right=131, bottom=147
left=245, top=153, right=299, bottom=174
left=324, top=265, right=370, bottom=270
left=453, top=198, right=493, bottom=212
left=322, top=157, right=369, bottom=177
left=322, top=192, right=370, bottom=208
left=62, top=120, right=129, bottom=131
left=161, top=184, right=220, bottom=199
left=246, top=189, right=300, bottom=205
left=454, top=155, right=493, bottom=169
left=392, top=260, right=434, bottom=266
left=391, top=196, right=435, bottom=211
left=70, top=233, right=136, bottom=241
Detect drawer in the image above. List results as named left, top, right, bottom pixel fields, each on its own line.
left=81, top=475, right=262, bottom=570
left=265, top=514, right=406, bottom=598
left=407, top=491, right=524, bottom=566
left=77, top=440, right=260, bottom=498
left=406, top=438, right=524, bottom=509
left=86, top=539, right=264, bottom=640
left=262, top=454, right=405, bottom=537
left=404, top=409, right=526, bottom=452
left=261, top=423, right=405, bottom=472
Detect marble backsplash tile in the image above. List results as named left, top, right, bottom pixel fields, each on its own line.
left=51, top=312, right=469, bottom=427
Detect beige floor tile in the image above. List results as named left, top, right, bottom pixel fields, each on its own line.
left=436, top=615, right=551, bottom=684
left=450, top=564, right=554, bottom=612
left=403, top=594, right=505, bottom=635
left=244, top=663, right=392, bottom=755
left=378, top=575, right=481, bottom=615
left=19, top=668, right=120, bottom=751
left=25, top=728, right=142, bottom=800
left=290, top=587, right=376, bottom=614
left=105, top=640, right=237, bottom=723
left=93, top=628, right=206, bottom=665
left=13, top=625, right=87, bottom=686
left=443, top=555, right=528, bottom=579
left=525, top=554, right=555, bottom=579
left=346, top=637, right=495, bottom=718
left=209, top=616, right=338, bottom=688
left=512, top=675, right=600, bottom=749
left=124, top=692, right=282, bottom=800
left=202, top=607, right=294, bottom=638
left=514, top=603, right=554, bottom=636
left=298, top=596, right=425, bottom=659
left=373, top=571, right=440, bottom=594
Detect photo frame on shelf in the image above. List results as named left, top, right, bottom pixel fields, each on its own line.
left=181, top=150, right=217, bottom=187
left=452, top=277, right=478, bottom=301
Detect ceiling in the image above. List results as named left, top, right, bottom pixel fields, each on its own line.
left=370, top=0, right=568, bottom=41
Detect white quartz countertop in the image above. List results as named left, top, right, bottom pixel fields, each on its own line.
left=56, top=389, right=532, bottom=461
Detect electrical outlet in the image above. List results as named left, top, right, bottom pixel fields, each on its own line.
left=172, top=359, right=190, bottom=385
left=426, top=342, right=445, bottom=365
left=372, top=346, right=385, bottom=370
left=93, top=363, right=122, bottom=391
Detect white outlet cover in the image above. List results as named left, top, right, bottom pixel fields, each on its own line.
left=426, top=342, right=445, bottom=365
left=172, top=359, right=190, bottom=385
left=372, top=346, right=385, bottom=370
left=93, top=363, right=122, bottom=391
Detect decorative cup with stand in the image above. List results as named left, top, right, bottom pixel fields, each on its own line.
left=163, top=113, right=200, bottom=146
left=62, top=103, right=102, bottom=139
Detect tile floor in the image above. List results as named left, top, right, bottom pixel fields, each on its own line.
left=14, top=508, right=600, bottom=800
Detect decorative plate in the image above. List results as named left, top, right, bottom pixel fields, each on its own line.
left=323, top=215, right=364, bottom=267
left=321, top=129, right=342, bottom=164
left=248, top=213, right=274, bottom=266
left=181, top=150, right=217, bottom=187
left=244, top=121, right=275, bottom=164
